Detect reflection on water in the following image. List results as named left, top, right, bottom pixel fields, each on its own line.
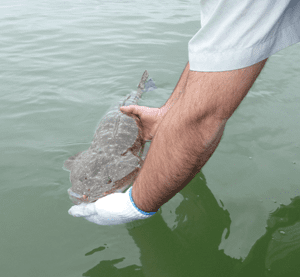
left=82, top=172, right=238, bottom=277
left=82, top=174, right=300, bottom=277
left=233, top=196, right=300, bottom=277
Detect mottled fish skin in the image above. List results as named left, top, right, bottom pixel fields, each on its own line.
left=64, top=71, right=156, bottom=204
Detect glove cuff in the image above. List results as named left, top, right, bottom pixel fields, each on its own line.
left=128, top=187, right=156, bottom=216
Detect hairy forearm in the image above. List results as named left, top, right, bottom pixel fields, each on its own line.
left=132, top=59, right=267, bottom=212
left=160, top=62, right=190, bottom=116
left=132, top=101, right=225, bottom=212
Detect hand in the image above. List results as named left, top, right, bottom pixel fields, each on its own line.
left=68, top=187, right=156, bottom=226
left=120, top=105, right=164, bottom=141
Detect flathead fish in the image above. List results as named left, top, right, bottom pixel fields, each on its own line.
left=64, top=71, right=156, bottom=204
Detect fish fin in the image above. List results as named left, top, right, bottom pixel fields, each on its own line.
left=143, top=78, right=157, bottom=92
left=63, top=151, right=82, bottom=171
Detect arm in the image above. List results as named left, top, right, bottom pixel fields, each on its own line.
left=68, top=59, right=267, bottom=225
left=132, top=59, right=268, bottom=212
left=160, top=62, right=190, bottom=116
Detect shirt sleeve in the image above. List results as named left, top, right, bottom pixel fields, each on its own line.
left=188, top=0, right=300, bottom=72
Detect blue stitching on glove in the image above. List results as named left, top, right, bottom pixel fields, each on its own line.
left=129, top=187, right=156, bottom=216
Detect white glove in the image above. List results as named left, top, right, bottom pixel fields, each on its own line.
left=68, top=187, right=156, bottom=225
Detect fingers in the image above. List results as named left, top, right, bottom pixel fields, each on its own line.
left=120, top=105, right=138, bottom=115
left=120, top=105, right=143, bottom=127
left=120, top=105, right=149, bottom=116
left=119, top=105, right=157, bottom=141
left=120, top=105, right=142, bottom=124
left=68, top=203, right=96, bottom=217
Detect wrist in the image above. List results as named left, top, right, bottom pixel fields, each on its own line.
left=131, top=185, right=159, bottom=213
left=128, top=187, right=156, bottom=215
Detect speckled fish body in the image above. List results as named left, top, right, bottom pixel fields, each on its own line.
left=64, top=71, right=156, bottom=204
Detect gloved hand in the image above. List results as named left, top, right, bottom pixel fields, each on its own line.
left=68, top=187, right=156, bottom=225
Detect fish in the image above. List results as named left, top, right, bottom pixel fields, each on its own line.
left=64, top=70, right=156, bottom=204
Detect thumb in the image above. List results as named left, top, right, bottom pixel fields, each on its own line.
left=120, top=105, right=140, bottom=116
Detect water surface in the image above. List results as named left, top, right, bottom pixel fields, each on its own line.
left=0, top=1, right=299, bottom=276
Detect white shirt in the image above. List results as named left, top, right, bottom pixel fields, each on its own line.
left=189, top=0, right=300, bottom=71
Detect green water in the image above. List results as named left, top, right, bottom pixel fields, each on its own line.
left=1, top=1, right=299, bottom=276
